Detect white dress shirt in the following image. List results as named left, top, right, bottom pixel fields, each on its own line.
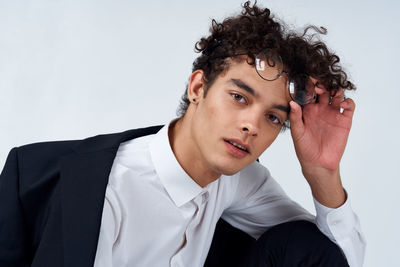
left=93, top=124, right=366, bottom=267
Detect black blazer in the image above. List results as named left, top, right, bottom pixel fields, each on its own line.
left=0, top=125, right=163, bottom=267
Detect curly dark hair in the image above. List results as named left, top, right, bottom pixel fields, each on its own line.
left=177, top=1, right=355, bottom=118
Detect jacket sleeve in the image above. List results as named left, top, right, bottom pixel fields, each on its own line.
left=0, top=148, right=30, bottom=267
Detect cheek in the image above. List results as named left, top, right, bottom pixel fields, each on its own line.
left=208, top=105, right=217, bottom=117
left=194, top=103, right=219, bottom=138
left=202, top=99, right=224, bottom=123
left=258, top=129, right=280, bottom=150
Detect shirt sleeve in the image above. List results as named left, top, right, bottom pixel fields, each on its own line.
left=221, top=164, right=315, bottom=239
left=93, top=186, right=121, bottom=267
left=313, top=195, right=366, bottom=267
left=221, top=163, right=366, bottom=267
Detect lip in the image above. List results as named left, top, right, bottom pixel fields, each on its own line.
left=223, top=138, right=250, bottom=158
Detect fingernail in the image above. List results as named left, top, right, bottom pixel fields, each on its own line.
left=289, top=101, right=296, bottom=112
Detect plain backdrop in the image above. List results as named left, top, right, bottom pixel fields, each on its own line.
left=0, top=0, right=399, bottom=266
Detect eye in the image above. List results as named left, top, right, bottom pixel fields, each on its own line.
left=231, top=93, right=247, bottom=104
left=267, top=114, right=282, bottom=125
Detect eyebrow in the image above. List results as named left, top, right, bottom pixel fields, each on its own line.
left=274, top=104, right=290, bottom=115
left=230, top=79, right=259, bottom=98
left=230, top=78, right=290, bottom=114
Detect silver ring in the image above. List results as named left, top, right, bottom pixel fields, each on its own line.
left=328, top=95, right=333, bottom=105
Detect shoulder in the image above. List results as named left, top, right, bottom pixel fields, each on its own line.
left=5, top=125, right=163, bottom=187
left=220, top=161, right=271, bottom=188
left=239, top=161, right=272, bottom=184
left=13, top=125, right=163, bottom=165
left=6, top=140, right=80, bottom=187
left=232, top=161, right=284, bottom=198
left=16, top=139, right=79, bottom=165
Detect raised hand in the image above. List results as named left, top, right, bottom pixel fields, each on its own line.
left=288, top=83, right=356, bottom=208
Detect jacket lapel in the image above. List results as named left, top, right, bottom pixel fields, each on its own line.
left=60, top=125, right=163, bottom=267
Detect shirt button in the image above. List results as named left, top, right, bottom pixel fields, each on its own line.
left=202, top=192, right=209, bottom=204
left=332, top=220, right=340, bottom=226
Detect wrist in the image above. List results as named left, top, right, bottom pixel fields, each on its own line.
left=303, top=167, right=346, bottom=208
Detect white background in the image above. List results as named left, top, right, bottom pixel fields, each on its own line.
left=0, top=0, right=399, bottom=266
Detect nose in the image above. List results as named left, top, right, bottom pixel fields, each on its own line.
left=240, top=113, right=260, bottom=137
left=241, top=125, right=258, bottom=137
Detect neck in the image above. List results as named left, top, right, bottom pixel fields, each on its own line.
left=168, top=116, right=221, bottom=187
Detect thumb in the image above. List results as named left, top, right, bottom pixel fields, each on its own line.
left=289, top=101, right=305, bottom=138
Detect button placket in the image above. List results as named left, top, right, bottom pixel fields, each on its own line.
left=202, top=191, right=209, bottom=204
left=174, top=200, right=198, bottom=261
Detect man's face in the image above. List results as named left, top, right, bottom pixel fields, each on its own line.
left=189, top=58, right=291, bottom=176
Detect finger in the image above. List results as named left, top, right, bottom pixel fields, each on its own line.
left=311, top=77, right=332, bottom=105
left=289, top=101, right=305, bottom=138
left=310, top=77, right=326, bottom=90
left=331, top=88, right=345, bottom=107
left=315, top=87, right=331, bottom=105
left=310, top=77, right=327, bottom=104
left=310, top=77, right=328, bottom=91
left=340, top=98, right=356, bottom=118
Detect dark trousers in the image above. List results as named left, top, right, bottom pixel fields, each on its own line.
left=204, top=220, right=349, bottom=267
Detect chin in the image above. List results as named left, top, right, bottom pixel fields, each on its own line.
left=207, top=153, right=253, bottom=177
left=219, top=169, right=240, bottom=176
left=211, top=162, right=244, bottom=177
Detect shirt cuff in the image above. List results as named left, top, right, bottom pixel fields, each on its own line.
left=313, top=190, right=356, bottom=241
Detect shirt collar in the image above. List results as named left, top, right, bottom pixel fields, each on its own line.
left=149, top=120, right=204, bottom=207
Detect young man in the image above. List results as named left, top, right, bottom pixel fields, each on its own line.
left=0, top=2, right=365, bottom=267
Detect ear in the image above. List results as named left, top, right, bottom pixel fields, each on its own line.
left=187, top=70, right=205, bottom=104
